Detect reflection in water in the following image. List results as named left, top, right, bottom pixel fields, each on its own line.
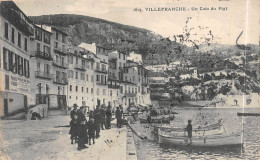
left=133, top=108, right=260, bottom=160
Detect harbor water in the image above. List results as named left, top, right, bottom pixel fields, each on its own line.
left=133, top=107, right=260, bottom=160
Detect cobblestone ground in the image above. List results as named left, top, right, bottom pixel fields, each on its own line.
left=0, top=116, right=127, bottom=160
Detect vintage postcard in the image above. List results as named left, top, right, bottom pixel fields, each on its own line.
left=0, top=0, right=259, bottom=160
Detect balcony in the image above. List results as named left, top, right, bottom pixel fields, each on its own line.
left=108, top=84, right=120, bottom=89
left=96, top=81, right=107, bottom=86
left=35, top=71, right=54, bottom=80
left=74, top=65, right=87, bottom=71
left=34, top=51, right=53, bottom=61
left=95, top=69, right=108, bottom=74
left=142, top=83, right=149, bottom=87
left=53, top=77, right=68, bottom=85
left=53, top=60, right=69, bottom=69
left=142, top=91, right=147, bottom=95
left=125, top=92, right=137, bottom=97
left=54, top=47, right=67, bottom=56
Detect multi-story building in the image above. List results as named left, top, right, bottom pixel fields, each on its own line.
left=108, top=51, right=128, bottom=110
left=124, top=55, right=150, bottom=108
left=0, top=1, right=34, bottom=117
left=29, top=25, right=53, bottom=107
left=67, top=46, right=96, bottom=110
left=108, top=51, right=151, bottom=111
left=95, top=45, right=109, bottom=107
left=50, top=27, right=69, bottom=109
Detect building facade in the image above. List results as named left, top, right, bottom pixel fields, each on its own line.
left=0, top=1, right=33, bottom=117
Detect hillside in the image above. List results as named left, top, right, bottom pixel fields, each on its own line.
left=29, top=14, right=164, bottom=55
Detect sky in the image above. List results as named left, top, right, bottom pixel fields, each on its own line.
left=13, top=0, right=259, bottom=45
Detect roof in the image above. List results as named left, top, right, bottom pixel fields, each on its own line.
left=34, top=24, right=52, bottom=34
left=0, top=1, right=34, bottom=36
left=51, top=27, right=68, bottom=36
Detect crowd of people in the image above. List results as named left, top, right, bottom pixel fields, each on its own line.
left=69, top=103, right=124, bottom=151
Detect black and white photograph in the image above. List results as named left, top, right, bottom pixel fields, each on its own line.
left=0, top=0, right=259, bottom=160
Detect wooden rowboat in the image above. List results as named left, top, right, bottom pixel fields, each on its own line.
left=158, top=131, right=242, bottom=147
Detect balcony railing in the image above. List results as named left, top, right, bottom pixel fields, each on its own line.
left=108, top=84, right=120, bottom=89
left=53, top=77, right=68, bottom=85
left=74, top=65, right=87, bottom=71
left=35, top=71, right=54, bottom=79
left=34, top=51, right=53, bottom=61
left=96, top=81, right=107, bottom=86
left=54, top=47, right=67, bottom=56
left=141, top=83, right=149, bottom=87
left=125, top=92, right=137, bottom=97
left=53, top=60, right=69, bottom=69
left=95, top=69, right=108, bottom=74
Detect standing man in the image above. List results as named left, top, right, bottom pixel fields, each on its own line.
left=77, top=106, right=88, bottom=151
left=93, top=105, right=102, bottom=138
left=115, top=107, right=122, bottom=128
left=100, top=104, right=106, bottom=130
left=105, top=106, right=112, bottom=129
left=185, top=119, right=192, bottom=145
left=70, top=103, right=78, bottom=119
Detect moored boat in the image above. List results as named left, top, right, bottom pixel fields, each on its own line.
left=158, top=131, right=242, bottom=147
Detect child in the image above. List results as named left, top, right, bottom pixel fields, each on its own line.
left=88, top=118, right=95, bottom=145
left=69, top=114, right=78, bottom=144
left=185, top=120, right=192, bottom=144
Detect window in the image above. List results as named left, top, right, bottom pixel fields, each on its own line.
left=5, top=75, right=9, bottom=90
left=11, top=27, right=15, bottom=43
left=68, top=70, right=74, bottom=78
left=35, top=29, right=42, bottom=41
left=76, top=86, right=78, bottom=92
left=56, top=32, right=58, bottom=40
left=96, top=62, right=100, bottom=71
left=18, top=32, right=21, bottom=47
left=55, top=42, right=58, bottom=48
left=76, top=57, right=78, bottom=64
left=18, top=56, right=24, bottom=76
left=37, top=83, right=42, bottom=94
left=62, top=34, right=65, bottom=43
left=123, top=54, right=126, bottom=60
left=86, top=88, right=88, bottom=93
left=82, top=87, right=84, bottom=92
left=58, top=86, right=61, bottom=95
left=37, top=43, right=41, bottom=51
left=44, top=46, right=50, bottom=55
left=119, top=53, right=121, bottom=59
left=75, top=72, right=78, bottom=79
left=110, top=90, right=112, bottom=96
left=24, top=38, right=28, bottom=51
left=70, top=85, right=72, bottom=91
left=80, top=72, right=85, bottom=80
left=4, top=22, right=9, bottom=39
left=68, top=55, right=73, bottom=64
left=91, top=62, right=94, bottom=70
left=86, top=74, right=88, bottom=81
left=91, top=88, right=93, bottom=94
left=44, top=33, right=50, bottom=44
left=96, top=74, right=100, bottom=82
left=97, top=88, right=99, bottom=95
left=91, top=75, right=93, bottom=82
left=37, top=62, right=40, bottom=71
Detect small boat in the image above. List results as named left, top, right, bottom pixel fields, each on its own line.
left=158, top=131, right=242, bottom=147
left=158, top=121, right=243, bottom=147
left=139, top=116, right=171, bottom=123
left=237, top=112, right=260, bottom=116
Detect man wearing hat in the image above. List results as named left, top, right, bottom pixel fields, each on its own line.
left=93, top=105, right=102, bottom=138
left=70, top=103, right=78, bottom=119
left=77, top=106, right=88, bottom=150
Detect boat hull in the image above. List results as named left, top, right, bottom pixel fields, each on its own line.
left=158, top=133, right=242, bottom=147
left=139, top=117, right=171, bottom=123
